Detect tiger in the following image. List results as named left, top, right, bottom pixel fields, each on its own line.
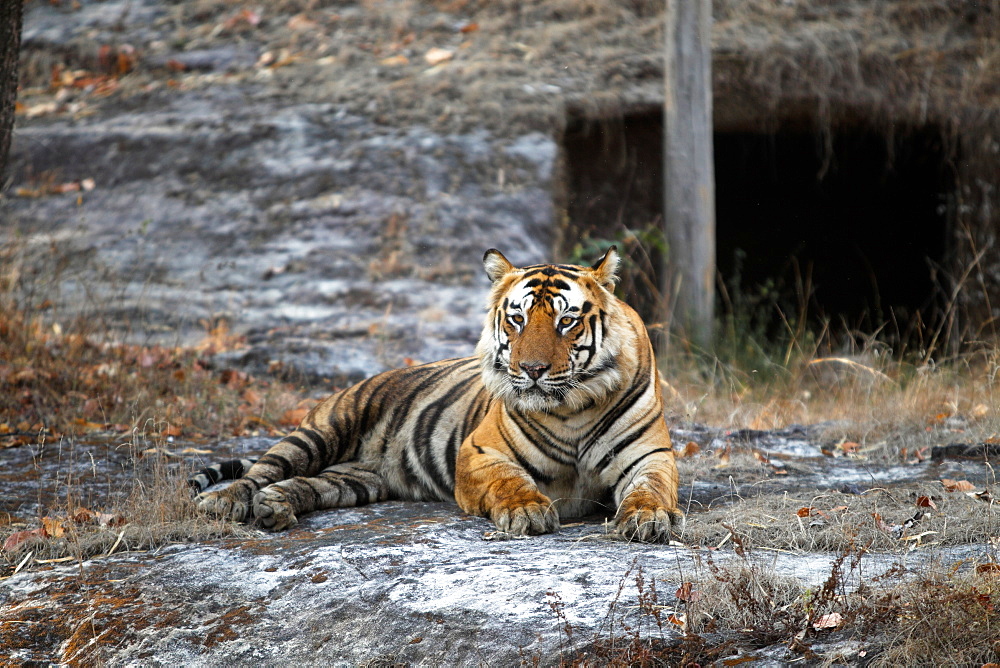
left=192, top=247, right=683, bottom=542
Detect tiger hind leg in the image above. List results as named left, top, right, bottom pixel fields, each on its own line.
left=251, top=462, right=391, bottom=530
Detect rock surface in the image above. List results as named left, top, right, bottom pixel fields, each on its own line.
left=2, top=497, right=965, bottom=667
left=7, top=88, right=554, bottom=383
left=2, top=426, right=995, bottom=664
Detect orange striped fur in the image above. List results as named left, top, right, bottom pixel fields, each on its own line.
left=193, top=248, right=681, bottom=541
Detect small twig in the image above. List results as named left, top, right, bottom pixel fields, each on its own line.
left=13, top=551, right=34, bottom=575
left=104, top=529, right=126, bottom=557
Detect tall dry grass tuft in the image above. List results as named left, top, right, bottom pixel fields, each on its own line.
left=654, top=229, right=1000, bottom=447
left=0, top=238, right=303, bottom=444
left=681, top=548, right=1000, bottom=666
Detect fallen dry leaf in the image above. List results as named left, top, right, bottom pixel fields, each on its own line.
left=72, top=417, right=106, bottom=433
left=836, top=440, right=860, bottom=454
left=680, top=441, right=700, bottom=457
left=941, top=478, right=976, bottom=492
left=714, top=448, right=731, bottom=468
left=94, top=512, right=127, bottom=527
left=915, top=495, right=938, bottom=510
left=969, top=489, right=995, bottom=503
left=976, top=563, right=1000, bottom=576
left=222, top=8, right=261, bottom=32
left=812, top=612, right=842, bottom=630
left=280, top=406, right=310, bottom=427
left=287, top=13, right=318, bottom=31
left=675, top=581, right=701, bottom=602
left=41, top=517, right=66, bottom=538
left=3, top=528, right=47, bottom=552
left=424, top=47, right=454, bottom=65
left=872, top=512, right=900, bottom=535
left=72, top=506, right=95, bottom=523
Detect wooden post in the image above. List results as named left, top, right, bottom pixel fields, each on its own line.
left=663, top=0, right=715, bottom=351
left=0, top=0, right=23, bottom=185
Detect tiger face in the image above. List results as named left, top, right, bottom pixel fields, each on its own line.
left=476, top=247, right=627, bottom=412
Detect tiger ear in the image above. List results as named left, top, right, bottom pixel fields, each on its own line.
left=483, top=249, right=515, bottom=284
left=591, top=245, right=620, bottom=290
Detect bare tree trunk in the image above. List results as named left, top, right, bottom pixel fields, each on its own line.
left=0, top=0, right=24, bottom=187
left=663, top=0, right=715, bottom=351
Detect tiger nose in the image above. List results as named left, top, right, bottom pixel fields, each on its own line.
left=521, top=363, right=549, bottom=380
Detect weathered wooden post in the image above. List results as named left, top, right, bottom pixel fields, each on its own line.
left=0, top=0, right=23, bottom=185
left=663, top=0, right=715, bottom=351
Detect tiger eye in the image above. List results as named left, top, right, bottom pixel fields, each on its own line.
left=560, top=316, right=575, bottom=327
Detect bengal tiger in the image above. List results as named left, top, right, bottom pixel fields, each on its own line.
left=192, top=247, right=682, bottom=541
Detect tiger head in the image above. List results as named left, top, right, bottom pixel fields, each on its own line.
left=476, top=247, right=631, bottom=412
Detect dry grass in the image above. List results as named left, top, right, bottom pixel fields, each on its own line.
left=682, top=550, right=1000, bottom=666
left=0, top=438, right=256, bottom=578
left=667, top=351, right=1000, bottom=440
left=541, top=553, right=1000, bottom=665
left=0, top=241, right=301, bottom=576
left=0, top=242, right=307, bottom=444
left=21, top=0, right=998, bottom=137
left=679, top=477, right=1000, bottom=553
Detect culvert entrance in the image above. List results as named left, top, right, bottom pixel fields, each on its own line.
left=715, top=125, right=953, bottom=331
left=561, top=110, right=954, bottom=335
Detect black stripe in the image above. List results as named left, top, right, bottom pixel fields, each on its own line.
left=507, top=443, right=554, bottom=484
left=356, top=372, right=396, bottom=437
left=301, top=477, right=325, bottom=509
left=341, top=476, right=371, bottom=506
left=575, top=314, right=599, bottom=369
left=445, top=426, right=462, bottom=487
left=611, top=447, right=673, bottom=490
left=299, top=427, right=331, bottom=466
left=258, top=453, right=294, bottom=479
left=414, top=369, right=481, bottom=488
left=388, top=359, right=472, bottom=432
left=598, top=412, right=662, bottom=472
left=508, top=409, right=574, bottom=461
left=522, top=265, right=581, bottom=276
left=580, top=375, right=651, bottom=458
left=463, top=388, right=491, bottom=436
left=498, top=418, right=554, bottom=484
left=284, top=435, right=316, bottom=471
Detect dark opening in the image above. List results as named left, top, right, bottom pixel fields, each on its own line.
left=562, top=110, right=954, bottom=333
left=715, top=126, right=952, bottom=330
left=561, top=112, right=665, bottom=322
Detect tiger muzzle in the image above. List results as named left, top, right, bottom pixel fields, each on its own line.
left=520, top=362, right=550, bottom=381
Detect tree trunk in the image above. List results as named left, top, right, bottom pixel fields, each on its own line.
left=0, top=0, right=24, bottom=187
left=663, top=0, right=715, bottom=351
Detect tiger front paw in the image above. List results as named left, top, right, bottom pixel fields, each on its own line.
left=615, top=496, right=684, bottom=543
left=196, top=479, right=255, bottom=522
left=252, top=486, right=299, bottom=531
left=490, top=492, right=559, bottom=536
